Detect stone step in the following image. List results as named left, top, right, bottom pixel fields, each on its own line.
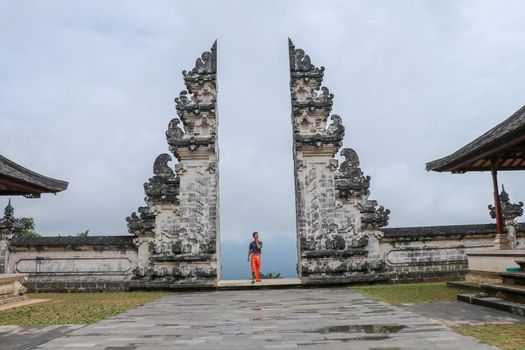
left=458, top=293, right=525, bottom=317
left=480, top=282, right=525, bottom=303
left=515, top=259, right=525, bottom=271
left=499, top=271, right=525, bottom=285
left=447, top=281, right=481, bottom=290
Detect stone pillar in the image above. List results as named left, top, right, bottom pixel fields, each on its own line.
left=289, top=39, right=390, bottom=284
left=127, top=42, right=220, bottom=288
left=489, top=186, right=523, bottom=249
left=0, top=200, right=23, bottom=274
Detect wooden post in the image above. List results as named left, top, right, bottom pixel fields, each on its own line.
left=491, top=159, right=509, bottom=249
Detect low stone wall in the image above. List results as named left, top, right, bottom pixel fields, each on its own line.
left=3, top=224, right=525, bottom=291
left=6, top=236, right=137, bottom=292
left=380, top=223, right=525, bottom=282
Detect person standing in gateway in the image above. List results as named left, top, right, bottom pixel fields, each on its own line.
left=247, top=232, right=263, bottom=283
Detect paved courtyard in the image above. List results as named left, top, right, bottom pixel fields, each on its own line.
left=3, top=288, right=517, bottom=350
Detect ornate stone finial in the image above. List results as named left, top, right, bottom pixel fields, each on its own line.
left=166, top=118, right=185, bottom=145
left=500, top=185, right=509, bottom=202
left=327, top=114, right=345, bottom=139
left=359, top=200, right=391, bottom=229
left=4, top=199, right=14, bottom=219
left=335, top=148, right=371, bottom=198
left=340, top=148, right=360, bottom=169
left=288, top=38, right=325, bottom=78
left=317, top=86, right=334, bottom=102
left=488, top=185, right=523, bottom=249
left=0, top=199, right=23, bottom=239
left=489, top=185, right=524, bottom=220
left=126, top=206, right=155, bottom=236
left=174, top=90, right=191, bottom=108
left=144, top=154, right=179, bottom=204
left=182, top=41, right=217, bottom=83
left=153, top=154, right=175, bottom=177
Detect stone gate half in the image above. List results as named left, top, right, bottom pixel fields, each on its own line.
left=289, top=39, right=390, bottom=284
left=127, top=42, right=220, bottom=288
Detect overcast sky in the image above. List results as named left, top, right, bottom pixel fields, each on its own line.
left=2, top=1, right=525, bottom=248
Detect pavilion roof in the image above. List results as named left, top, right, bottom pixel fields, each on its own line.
left=426, top=104, right=525, bottom=173
left=0, top=154, right=68, bottom=197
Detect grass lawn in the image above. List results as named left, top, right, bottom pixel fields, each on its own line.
left=353, top=282, right=525, bottom=350
left=351, top=282, right=471, bottom=304
left=0, top=292, right=169, bottom=325
left=454, top=323, right=525, bottom=350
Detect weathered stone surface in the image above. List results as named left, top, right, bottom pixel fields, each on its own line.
left=127, top=41, right=220, bottom=287
left=6, top=239, right=138, bottom=292
left=0, top=200, right=22, bottom=274
left=380, top=223, right=525, bottom=282
left=489, top=186, right=524, bottom=249
left=28, top=289, right=502, bottom=350
left=289, top=39, right=390, bottom=284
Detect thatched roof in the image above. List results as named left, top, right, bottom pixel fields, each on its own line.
left=0, top=154, right=68, bottom=197
left=426, top=105, right=525, bottom=173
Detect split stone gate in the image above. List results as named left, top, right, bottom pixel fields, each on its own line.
left=126, top=40, right=390, bottom=288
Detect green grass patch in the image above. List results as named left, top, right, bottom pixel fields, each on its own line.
left=0, top=292, right=169, bottom=325
left=351, top=282, right=471, bottom=304
left=454, top=323, right=525, bottom=350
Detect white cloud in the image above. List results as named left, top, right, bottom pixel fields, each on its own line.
left=1, top=0, right=525, bottom=246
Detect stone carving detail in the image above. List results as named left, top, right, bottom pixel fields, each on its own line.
left=488, top=186, right=523, bottom=249
left=289, top=39, right=389, bottom=284
left=143, top=154, right=179, bottom=204
left=336, top=148, right=371, bottom=198
left=359, top=200, right=391, bottom=229
left=127, top=42, right=220, bottom=286
left=327, top=115, right=345, bottom=138
left=0, top=200, right=23, bottom=240
left=166, top=118, right=185, bottom=143
left=289, top=41, right=325, bottom=78
left=126, top=206, right=155, bottom=237
left=0, top=200, right=23, bottom=273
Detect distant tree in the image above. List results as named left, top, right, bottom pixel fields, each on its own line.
left=261, top=272, right=281, bottom=279
left=76, top=229, right=90, bottom=237
left=15, top=217, right=41, bottom=238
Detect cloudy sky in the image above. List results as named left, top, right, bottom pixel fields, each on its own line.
left=1, top=1, right=525, bottom=276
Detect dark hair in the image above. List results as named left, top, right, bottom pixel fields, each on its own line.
left=252, top=232, right=258, bottom=237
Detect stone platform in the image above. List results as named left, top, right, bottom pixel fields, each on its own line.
left=0, top=273, right=28, bottom=308
left=466, top=249, right=525, bottom=276
left=217, top=278, right=301, bottom=289
left=28, top=288, right=501, bottom=350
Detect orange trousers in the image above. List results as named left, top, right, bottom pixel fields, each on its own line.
left=250, top=253, right=261, bottom=281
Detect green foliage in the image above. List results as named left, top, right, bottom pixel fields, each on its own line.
left=76, top=230, right=90, bottom=237
left=0, top=292, right=169, bottom=325
left=15, top=217, right=41, bottom=238
left=352, top=282, right=472, bottom=304
left=454, top=323, right=525, bottom=350
left=261, top=272, right=281, bottom=279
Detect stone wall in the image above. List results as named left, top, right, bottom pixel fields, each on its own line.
left=3, top=223, right=524, bottom=290
left=380, top=223, right=525, bottom=282
left=6, top=236, right=136, bottom=292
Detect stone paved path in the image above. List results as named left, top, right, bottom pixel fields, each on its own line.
left=29, top=288, right=500, bottom=350
left=0, top=324, right=84, bottom=350
left=400, top=300, right=524, bottom=327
